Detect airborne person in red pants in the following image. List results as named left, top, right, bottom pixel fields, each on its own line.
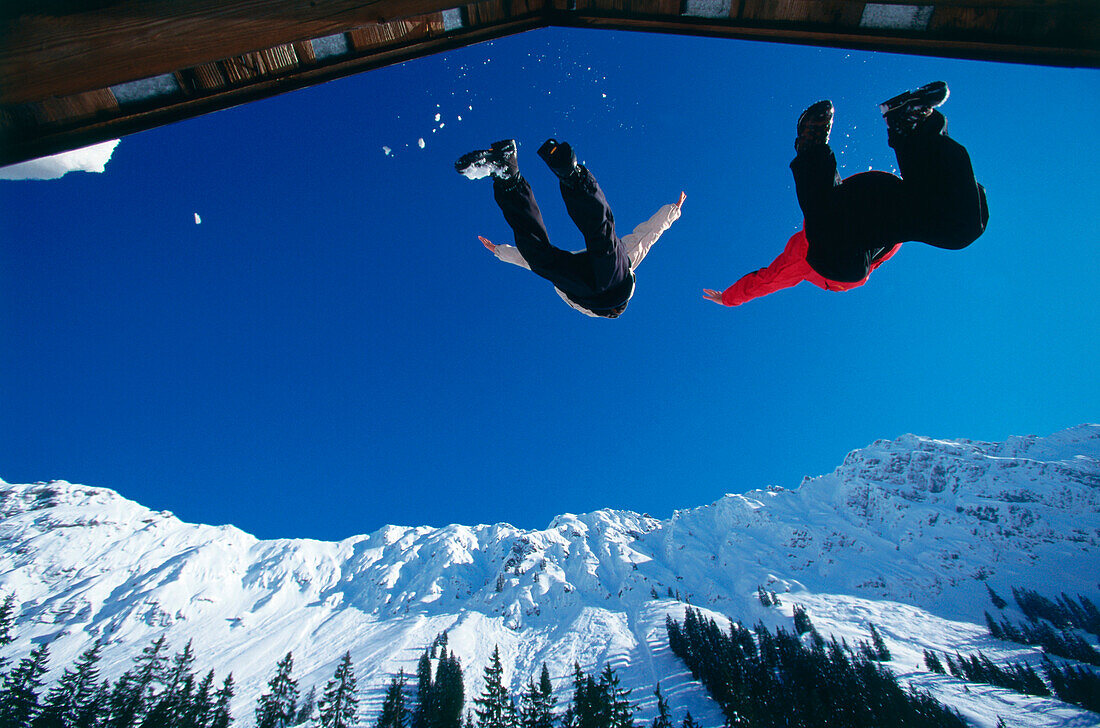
left=704, top=82, right=988, bottom=308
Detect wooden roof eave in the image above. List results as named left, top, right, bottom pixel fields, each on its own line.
left=1, top=14, right=547, bottom=167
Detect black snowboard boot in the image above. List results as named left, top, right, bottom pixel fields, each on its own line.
left=455, top=139, right=519, bottom=182
left=538, top=139, right=580, bottom=180
left=880, top=81, right=949, bottom=138
left=794, top=100, right=834, bottom=154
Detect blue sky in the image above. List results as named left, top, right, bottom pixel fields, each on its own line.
left=2, top=29, right=1098, bottom=540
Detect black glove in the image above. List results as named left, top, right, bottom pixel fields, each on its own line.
left=537, top=138, right=578, bottom=179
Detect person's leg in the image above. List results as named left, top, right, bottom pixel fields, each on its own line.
left=892, top=111, right=989, bottom=250
left=790, top=144, right=842, bottom=230
left=557, top=167, right=631, bottom=293
left=492, top=177, right=595, bottom=294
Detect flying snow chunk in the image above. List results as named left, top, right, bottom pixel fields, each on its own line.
left=383, top=146, right=393, bottom=156
left=0, top=139, right=121, bottom=181
left=194, top=213, right=201, bottom=225
left=458, top=161, right=498, bottom=181
left=418, top=138, right=426, bottom=149
left=434, top=113, right=441, bottom=122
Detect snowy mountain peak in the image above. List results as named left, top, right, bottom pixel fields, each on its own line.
left=2, top=426, right=1098, bottom=728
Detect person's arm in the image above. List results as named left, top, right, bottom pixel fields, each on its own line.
left=704, top=231, right=812, bottom=307
left=621, top=192, right=685, bottom=269
left=479, top=236, right=531, bottom=271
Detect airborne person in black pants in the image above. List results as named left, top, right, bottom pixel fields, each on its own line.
left=456, top=138, right=683, bottom=318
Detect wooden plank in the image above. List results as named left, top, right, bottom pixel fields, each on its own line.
left=0, top=0, right=501, bottom=105
left=466, top=0, right=508, bottom=25
left=293, top=41, right=318, bottom=64
left=349, top=17, right=444, bottom=50
left=191, top=63, right=229, bottom=92
left=32, top=90, right=119, bottom=127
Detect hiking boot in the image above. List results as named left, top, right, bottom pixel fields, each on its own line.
left=880, top=81, right=949, bottom=136
left=795, top=100, right=834, bottom=154
left=538, top=138, right=579, bottom=180
left=455, top=139, right=519, bottom=181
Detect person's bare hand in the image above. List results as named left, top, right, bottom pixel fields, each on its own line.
left=702, top=289, right=725, bottom=305
left=479, top=236, right=497, bottom=253
left=675, top=191, right=686, bottom=211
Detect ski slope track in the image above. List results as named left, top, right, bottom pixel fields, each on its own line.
left=2, top=425, right=1099, bottom=727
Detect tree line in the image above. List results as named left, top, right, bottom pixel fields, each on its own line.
left=0, top=591, right=235, bottom=728
left=923, top=646, right=1100, bottom=713
left=0, top=595, right=660, bottom=728
left=666, top=606, right=967, bottom=727
left=917, top=583, right=1100, bottom=714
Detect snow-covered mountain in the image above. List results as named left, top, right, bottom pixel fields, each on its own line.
left=2, top=425, right=1099, bottom=727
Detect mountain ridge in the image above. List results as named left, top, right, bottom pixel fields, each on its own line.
left=2, top=425, right=1098, bottom=727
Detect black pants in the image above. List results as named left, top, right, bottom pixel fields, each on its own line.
left=493, top=168, right=633, bottom=313
left=790, top=112, right=989, bottom=282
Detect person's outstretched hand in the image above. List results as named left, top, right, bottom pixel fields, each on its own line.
left=674, top=191, right=686, bottom=211
left=702, top=289, right=725, bottom=305
left=479, top=236, right=497, bottom=253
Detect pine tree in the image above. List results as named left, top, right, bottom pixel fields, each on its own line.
left=474, top=647, right=513, bottom=728
left=255, top=653, right=299, bottom=728
left=108, top=635, right=170, bottom=728
left=182, top=670, right=216, bottom=728
left=679, top=713, right=698, bottom=728
left=792, top=605, right=814, bottom=636
left=923, top=650, right=945, bottom=674
left=650, top=684, right=671, bottom=728
left=210, top=675, right=235, bottom=728
left=986, top=585, right=1007, bottom=609
left=413, top=649, right=434, bottom=728
left=32, top=640, right=105, bottom=728
left=563, top=663, right=607, bottom=728
left=81, top=679, right=112, bottom=728
left=867, top=624, right=891, bottom=661
left=519, top=679, right=541, bottom=728
left=376, top=670, right=409, bottom=728
left=519, top=665, right=555, bottom=728
left=536, top=665, right=556, bottom=728
left=317, top=652, right=358, bottom=728
left=559, top=664, right=582, bottom=728
left=0, top=594, right=15, bottom=645
left=144, top=639, right=197, bottom=727
left=0, top=593, right=15, bottom=674
left=295, top=686, right=317, bottom=726
left=0, top=641, right=51, bottom=728
left=599, top=665, right=633, bottom=728
left=434, top=648, right=465, bottom=728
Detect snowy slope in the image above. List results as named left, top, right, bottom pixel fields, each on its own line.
left=2, top=425, right=1098, bottom=727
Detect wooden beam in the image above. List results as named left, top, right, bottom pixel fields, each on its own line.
left=554, top=12, right=1100, bottom=68
left=0, top=0, right=491, bottom=105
